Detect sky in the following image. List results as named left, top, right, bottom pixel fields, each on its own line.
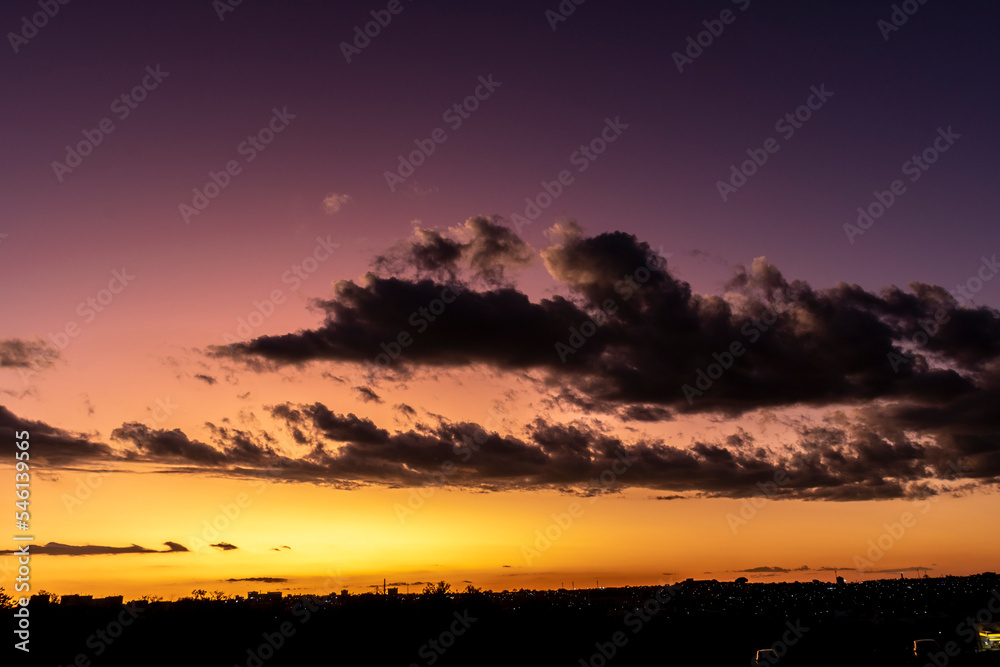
left=1, top=0, right=998, bottom=600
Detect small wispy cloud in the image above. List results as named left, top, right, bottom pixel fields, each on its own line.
left=323, top=193, right=352, bottom=215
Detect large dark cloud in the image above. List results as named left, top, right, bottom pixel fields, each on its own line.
left=218, top=224, right=996, bottom=417
left=115, top=400, right=1000, bottom=499
left=0, top=397, right=992, bottom=499
left=213, top=273, right=586, bottom=369
left=7, top=212, right=1000, bottom=501
left=208, top=223, right=1000, bottom=497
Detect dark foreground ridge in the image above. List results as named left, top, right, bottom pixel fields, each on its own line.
left=6, top=573, right=1000, bottom=666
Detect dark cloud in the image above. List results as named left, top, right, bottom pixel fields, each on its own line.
left=111, top=423, right=228, bottom=465
left=395, top=403, right=417, bottom=417
left=257, top=402, right=990, bottom=500
left=218, top=225, right=996, bottom=421
left=211, top=542, right=238, bottom=551
left=373, top=216, right=533, bottom=286
left=194, top=373, right=218, bottom=385
left=1, top=397, right=995, bottom=500
left=226, top=577, right=287, bottom=583
left=734, top=566, right=811, bottom=574
left=618, top=405, right=673, bottom=422
left=0, top=404, right=115, bottom=465
left=354, top=386, right=382, bottom=403
left=864, top=566, right=934, bottom=574
left=213, top=273, right=583, bottom=370
left=205, top=422, right=279, bottom=463
left=0, top=541, right=188, bottom=556
left=205, top=224, right=999, bottom=499
left=0, top=337, right=58, bottom=369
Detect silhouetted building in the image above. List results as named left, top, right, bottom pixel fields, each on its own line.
left=95, top=595, right=124, bottom=607
left=61, top=594, right=94, bottom=606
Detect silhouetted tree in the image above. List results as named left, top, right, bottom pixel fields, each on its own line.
left=37, top=589, right=59, bottom=604
left=210, top=590, right=228, bottom=601
left=422, top=581, right=451, bottom=596
left=0, top=587, right=12, bottom=609
left=191, top=589, right=208, bottom=600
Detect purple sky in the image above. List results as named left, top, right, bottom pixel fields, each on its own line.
left=2, top=0, right=997, bottom=314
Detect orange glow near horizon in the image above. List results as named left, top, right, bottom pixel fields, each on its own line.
left=4, top=469, right=997, bottom=600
